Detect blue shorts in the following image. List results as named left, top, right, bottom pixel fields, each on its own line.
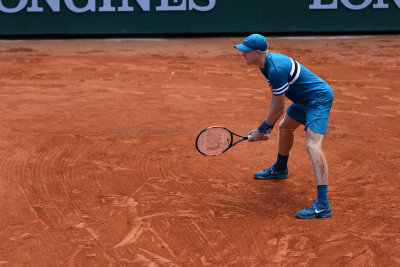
left=286, top=98, right=333, bottom=135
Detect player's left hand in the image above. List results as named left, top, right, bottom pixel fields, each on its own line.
left=248, top=129, right=270, bottom=142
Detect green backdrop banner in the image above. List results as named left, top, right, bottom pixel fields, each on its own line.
left=0, top=0, right=399, bottom=35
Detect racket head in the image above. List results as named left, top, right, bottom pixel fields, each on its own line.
left=195, top=126, right=233, bottom=156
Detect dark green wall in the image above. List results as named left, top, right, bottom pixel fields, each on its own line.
left=0, top=0, right=399, bottom=35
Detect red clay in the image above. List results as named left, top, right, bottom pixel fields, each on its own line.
left=0, top=36, right=399, bottom=266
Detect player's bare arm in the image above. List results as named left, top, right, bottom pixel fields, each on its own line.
left=265, top=93, right=286, bottom=125
left=248, top=94, right=285, bottom=142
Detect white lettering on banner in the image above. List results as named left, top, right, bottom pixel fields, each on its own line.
left=189, top=0, right=216, bottom=11
left=309, top=0, right=337, bottom=9
left=117, top=0, right=133, bottom=12
left=373, top=0, right=389, bottom=7
left=156, top=0, right=186, bottom=11
left=28, top=0, right=59, bottom=12
left=134, top=0, right=150, bottom=11
left=156, top=0, right=216, bottom=11
left=309, top=0, right=400, bottom=9
left=374, top=0, right=400, bottom=7
left=342, top=0, right=373, bottom=10
left=115, top=0, right=150, bottom=12
left=99, top=0, right=115, bottom=12
left=0, top=0, right=28, bottom=13
left=0, top=0, right=216, bottom=13
left=64, top=0, right=95, bottom=13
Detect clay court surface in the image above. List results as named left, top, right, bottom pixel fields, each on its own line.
left=0, top=35, right=399, bottom=266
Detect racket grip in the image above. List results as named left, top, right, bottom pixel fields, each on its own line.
left=247, top=133, right=269, bottom=141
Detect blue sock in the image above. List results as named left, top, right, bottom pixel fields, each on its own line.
left=272, top=153, right=289, bottom=172
left=317, top=185, right=329, bottom=206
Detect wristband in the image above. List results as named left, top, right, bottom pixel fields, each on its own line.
left=257, top=121, right=274, bottom=133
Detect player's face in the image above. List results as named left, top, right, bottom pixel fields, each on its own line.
left=242, top=50, right=259, bottom=65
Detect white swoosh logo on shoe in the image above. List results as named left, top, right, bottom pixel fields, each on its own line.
left=315, top=208, right=326, bottom=214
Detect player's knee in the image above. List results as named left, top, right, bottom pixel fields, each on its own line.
left=305, top=140, right=321, bottom=155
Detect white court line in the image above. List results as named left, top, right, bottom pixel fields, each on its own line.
left=0, top=40, right=23, bottom=43
left=0, top=35, right=386, bottom=43
left=273, top=35, right=374, bottom=40
left=102, top=38, right=167, bottom=42
left=227, top=35, right=376, bottom=40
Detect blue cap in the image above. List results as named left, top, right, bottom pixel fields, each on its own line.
left=234, top=34, right=268, bottom=52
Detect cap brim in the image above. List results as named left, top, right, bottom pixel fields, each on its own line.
left=234, top=44, right=253, bottom=52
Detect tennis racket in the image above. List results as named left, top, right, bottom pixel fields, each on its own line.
left=195, top=126, right=249, bottom=156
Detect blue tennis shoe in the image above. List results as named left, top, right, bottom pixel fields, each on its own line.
left=296, top=200, right=331, bottom=219
left=254, top=166, right=289, bottom=180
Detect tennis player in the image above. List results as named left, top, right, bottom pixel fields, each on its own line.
left=235, top=34, right=334, bottom=219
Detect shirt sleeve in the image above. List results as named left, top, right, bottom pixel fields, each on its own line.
left=268, top=68, right=289, bottom=96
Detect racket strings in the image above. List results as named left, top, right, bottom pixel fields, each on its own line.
left=197, top=128, right=231, bottom=155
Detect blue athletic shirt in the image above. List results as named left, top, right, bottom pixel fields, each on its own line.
left=260, top=53, right=333, bottom=104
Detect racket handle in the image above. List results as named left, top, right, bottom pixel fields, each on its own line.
left=246, top=133, right=269, bottom=140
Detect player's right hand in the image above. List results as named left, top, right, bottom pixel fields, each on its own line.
left=248, top=129, right=270, bottom=142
